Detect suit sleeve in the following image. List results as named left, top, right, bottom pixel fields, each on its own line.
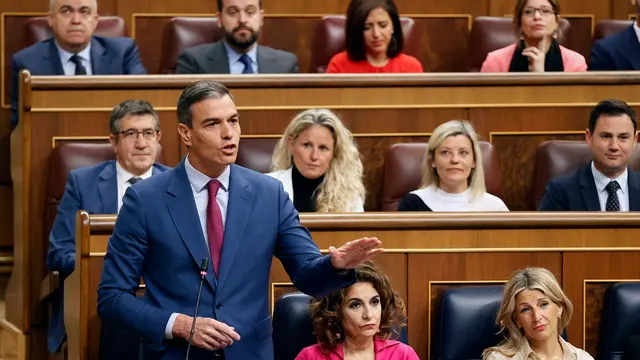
left=10, top=55, right=22, bottom=129
left=588, top=41, right=616, bottom=71
left=480, top=53, right=500, bottom=72
left=290, top=54, right=300, bottom=73
left=47, top=172, right=82, bottom=278
left=537, top=181, right=567, bottom=211
left=97, top=187, right=172, bottom=351
left=123, top=40, right=148, bottom=74
left=175, top=50, right=200, bottom=74
left=273, top=181, right=355, bottom=297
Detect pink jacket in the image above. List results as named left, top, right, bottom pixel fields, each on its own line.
left=295, top=338, right=419, bottom=360
left=480, top=43, right=587, bottom=72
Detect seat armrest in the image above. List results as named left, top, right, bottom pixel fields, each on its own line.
left=40, top=271, right=60, bottom=302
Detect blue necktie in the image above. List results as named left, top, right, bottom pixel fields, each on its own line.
left=239, top=54, right=254, bottom=74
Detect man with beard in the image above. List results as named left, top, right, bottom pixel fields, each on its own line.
left=175, top=0, right=299, bottom=74
left=538, top=99, right=640, bottom=211
left=589, top=0, right=640, bottom=70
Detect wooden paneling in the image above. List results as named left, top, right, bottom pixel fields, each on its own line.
left=562, top=252, right=640, bottom=355
left=491, top=132, right=585, bottom=210
left=611, top=3, right=636, bottom=21
left=1, top=13, right=47, bottom=108
left=0, top=108, right=12, bottom=183
left=66, top=213, right=640, bottom=360
left=0, top=186, right=13, bottom=247
left=564, top=16, right=594, bottom=62
left=131, top=15, right=470, bottom=74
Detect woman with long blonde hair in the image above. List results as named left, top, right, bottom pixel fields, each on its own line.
left=268, top=109, right=365, bottom=212
left=483, top=267, right=593, bottom=360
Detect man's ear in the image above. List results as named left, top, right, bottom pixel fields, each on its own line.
left=177, top=124, right=192, bottom=147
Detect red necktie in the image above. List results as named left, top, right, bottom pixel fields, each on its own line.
left=207, top=180, right=224, bottom=277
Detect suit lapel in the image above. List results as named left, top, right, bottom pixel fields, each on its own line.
left=579, top=165, right=601, bottom=211
left=257, top=46, right=277, bottom=73
left=209, top=41, right=231, bottom=74
left=627, top=170, right=640, bottom=211
left=622, top=26, right=640, bottom=70
left=45, top=39, right=65, bottom=75
left=98, top=161, right=118, bottom=213
left=90, top=37, right=109, bottom=74
left=217, top=165, right=253, bottom=293
left=166, top=161, right=217, bottom=291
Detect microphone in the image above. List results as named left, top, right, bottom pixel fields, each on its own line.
left=186, top=258, right=208, bottom=360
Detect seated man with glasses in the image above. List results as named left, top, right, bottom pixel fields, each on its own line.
left=46, top=99, right=169, bottom=355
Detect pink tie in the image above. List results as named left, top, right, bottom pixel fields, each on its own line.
left=207, top=180, right=223, bottom=277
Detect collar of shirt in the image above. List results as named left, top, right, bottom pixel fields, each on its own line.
left=116, top=161, right=153, bottom=186
left=634, top=21, right=640, bottom=44
left=519, top=336, right=579, bottom=360
left=185, top=155, right=230, bottom=193
left=55, top=40, right=92, bottom=67
left=223, top=40, right=258, bottom=72
left=591, top=161, right=628, bottom=196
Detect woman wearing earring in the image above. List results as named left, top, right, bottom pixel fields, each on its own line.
left=326, top=0, right=423, bottom=73
left=480, top=0, right=587, bottom=72
left=295, top=261, right=419, bottom=360
left=482, top=267, right=594, bottom=360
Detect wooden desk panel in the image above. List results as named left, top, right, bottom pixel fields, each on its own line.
left=67, top=213, right=640, bottom=360
left=9, top=73, right=640, bottom=342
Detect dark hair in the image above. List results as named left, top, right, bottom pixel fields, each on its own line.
left=344, top=0, right=403, bottom=62
left=217, top=0, right=262, bottom=11
left=109, top=99, right=159, bottom=135
left=588, top=99, right=638, bottom=133
left=177, top=80, right=234, bottom=128
left=309, top=261, right=406, bottom=352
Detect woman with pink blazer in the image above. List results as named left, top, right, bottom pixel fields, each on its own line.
left=481, top=0, right=587, bottom=73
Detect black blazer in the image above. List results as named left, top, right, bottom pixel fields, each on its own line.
left=590, top=25, right=640, bottom=71
left=538, top=163, right=640, bottom=211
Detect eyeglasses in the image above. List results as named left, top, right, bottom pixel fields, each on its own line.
left=522, top=6, right=555, bottom=17
left=117, top=129, right=158, bottom=141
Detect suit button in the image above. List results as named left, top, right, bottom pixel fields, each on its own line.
left=216, top=303, right=223, bottom=310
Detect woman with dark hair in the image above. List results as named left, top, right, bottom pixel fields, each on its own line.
left=295, top=261, right=419, bottom=359
left=326, top=0, right=423, bottom=73
left=481, top=0, right=586, bottom=72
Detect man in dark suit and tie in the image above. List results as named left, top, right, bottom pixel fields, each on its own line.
left=175, top=0, right=299, bottom=75
left=589, top=1, right=640, bottom=71
left=97, top=80, right=382, bottom=360
left=47, top=99, right=169, bottom=354
left=538, top=99, right=640, bottom=211
left=10, top=0, right=147, bottom=128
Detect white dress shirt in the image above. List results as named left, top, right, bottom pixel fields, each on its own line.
left=164, top=156, right=231, bottom=339
left=634, top=21, right=640, bottom=44
left=55, top=41, right=93, bottom=75
left=591, top=161, right=629, bottom=211
left=223, top=40, right=259, bottom=74
left=115, top=162, right=153, bottom=213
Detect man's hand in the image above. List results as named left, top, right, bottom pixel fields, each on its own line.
left=172, top=314, right=241, bottom=351
left=329, top=237, right=383, bottom=269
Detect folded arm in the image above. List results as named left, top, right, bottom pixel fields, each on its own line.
left=47, top=172, right=82, bottom=278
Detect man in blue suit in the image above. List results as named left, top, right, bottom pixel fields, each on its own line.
left=589, top=1, right=640, bottom=71
left=10, top=0, right=147, bottom=128
left=538, top=99, right=640, bottom=211
left=97, top=80, right=383, bottom=360
left=47, top=99, right=169, bottom=353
